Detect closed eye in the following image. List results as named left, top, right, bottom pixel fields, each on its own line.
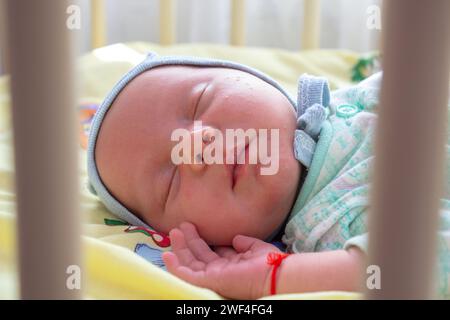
left=193, top=82, right=209, bottom=119
left=164, top=166, right=177, bottom=211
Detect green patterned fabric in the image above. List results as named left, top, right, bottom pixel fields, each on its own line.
left=283, top=73, right=450, bottom=298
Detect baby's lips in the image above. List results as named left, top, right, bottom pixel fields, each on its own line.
left=225, top=140, right=247, bottom=165
left=226, top=162, right=237, bottom=189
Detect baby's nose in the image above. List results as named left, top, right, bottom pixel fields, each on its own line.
left=188, top=126, right=217, bottom=171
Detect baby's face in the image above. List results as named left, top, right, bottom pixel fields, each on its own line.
left=96, top=66, right=301, bottom=245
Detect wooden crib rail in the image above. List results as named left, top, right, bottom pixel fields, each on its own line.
left=302, top=0, right=321, bottom=49
left=230, top=0, right=246, bottom=46
left=159, top=0, right=176, bottom=45
left=367, top=0, right=450, bottom=299
left=89, top=0, right=322, bottom=49
left=6, top=0, right=81, bottom=299
left=91, top=0, right=106, bottom=49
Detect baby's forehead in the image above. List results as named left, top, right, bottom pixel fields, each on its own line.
left=98, top=68, right=189, bottom=138
left=95, top=64, right=258, bottom=156
left=96, top=66, right=228, bottom=158
left=104, top=65, right=263, bottom=121
left=96, top=63, right=285, bottom=160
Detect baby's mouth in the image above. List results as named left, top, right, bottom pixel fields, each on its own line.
left=232, top=163, right=239, bottom=189
left=229, top=142, right=250, bottom=190
left=228, top=163, right=240, bottom=190
left=226, top=161, right=238, bottom=190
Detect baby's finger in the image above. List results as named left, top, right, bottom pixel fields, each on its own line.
left=163, top=254, right=209, bottom=288
left=180, top=222, right=220, bottom=264
left=162, top=251, right=180, bottom=270
left=170, top=265, right=209, bottom=289
left=169, top=228, right=203, bottom=268
left=232, top=234, right=271, bottom=253
left=164, top=250, right=206, bottom=272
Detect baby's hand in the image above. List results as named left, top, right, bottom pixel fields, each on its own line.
left=162, top=222, right=281, bottom=299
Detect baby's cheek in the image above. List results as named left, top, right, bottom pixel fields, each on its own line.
left=259, top=176, right=284, bottom=205
left=173, top=189, right=222, bottom=221
left=257, top=161, right=299, bottom=213
left=192, top=209, right=246, bottom=246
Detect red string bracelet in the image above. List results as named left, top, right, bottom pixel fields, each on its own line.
left=266, top=252, right=290, bottom=295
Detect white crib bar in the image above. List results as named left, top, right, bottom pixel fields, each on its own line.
left=6, top=0, right=81, bottom=299
left=302, top=0, right=321, bottom=49
left=367, top=0, right=450, bottom=299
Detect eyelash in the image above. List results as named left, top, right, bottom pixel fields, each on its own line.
left=193, top=83, right=208, bottom=119
left=165, top=83, right=208, bottom=209
left=164, top=167, right=177, bottom=210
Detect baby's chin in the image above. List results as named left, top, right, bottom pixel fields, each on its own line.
left=199, top=219, right=282, bottom=246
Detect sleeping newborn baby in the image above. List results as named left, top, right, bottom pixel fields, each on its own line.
left=87, top=53, right=450, bottom=299
left=91, top=61, right=300, bottom=246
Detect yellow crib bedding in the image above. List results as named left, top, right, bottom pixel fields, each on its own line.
left=0, top=42, right=364, bottom=299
